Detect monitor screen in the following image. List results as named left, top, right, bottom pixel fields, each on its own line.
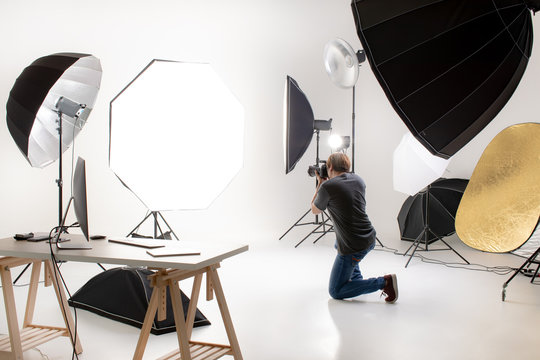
left=73, top=156, right=89, bottom=242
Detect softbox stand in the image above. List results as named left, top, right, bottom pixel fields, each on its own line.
left=403, top=185, right=469, bottom=268
left=280, top=129, right=334, bottom=246
left=128, top=211, right=179, bottom=240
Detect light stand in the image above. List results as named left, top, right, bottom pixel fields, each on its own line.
left=127, top=211, right=179, bottom=240
left=55, top=97, right=87, bottom=226
left=279, top=127, right=334, bottom=247
left=502, top=244, right=540, bottom=301
left=402, top=184, right=469, bottom=268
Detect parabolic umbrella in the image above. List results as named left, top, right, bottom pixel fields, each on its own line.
left=398, top=178, right=468, bottom=243
left=351, top=0, right=540, bottom=159
left=6, top=53, right=102, bottom=168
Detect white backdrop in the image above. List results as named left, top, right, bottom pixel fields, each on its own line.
left=0, top=0, right=538, bottom=244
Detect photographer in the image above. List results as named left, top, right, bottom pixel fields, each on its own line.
left=311, top=153, right=398, bottom=303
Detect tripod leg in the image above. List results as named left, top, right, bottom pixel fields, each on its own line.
left=502, top=247, right=540, bottom=300
left=426, top=228, right=469, bottom=264
left=127, top=212, right=153, bottom=237
left=295, top=221, right=326, bottom=248
left=376, top=236, right=384, bottom=248
left=157, top=212, right=180, bottom=240
left=313, top=226, right=334, bottom=244
left=437, top=237, right=469, bottom=264
left=405, top=231, right=425, bottom=268
left=13, top=263, right=31, bottom=284
left=279, top=209, right=311, bottom=240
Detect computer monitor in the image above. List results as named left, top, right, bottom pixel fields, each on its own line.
left=56, top=156, right=92, bottom=249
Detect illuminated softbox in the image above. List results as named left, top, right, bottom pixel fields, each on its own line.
left=110, top=60, right=244, bottom=210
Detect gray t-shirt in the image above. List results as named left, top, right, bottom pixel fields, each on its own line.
left=314, top=172, right=376, bottom=255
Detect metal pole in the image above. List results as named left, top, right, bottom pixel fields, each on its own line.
left=352, top=85, right=356, bottom=173
left=57, top=113, right=63, bottom=227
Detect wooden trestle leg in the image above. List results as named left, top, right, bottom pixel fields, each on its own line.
left=0, top=258, right=82, bottom=359
left=133, top=264, right=243, bottom=360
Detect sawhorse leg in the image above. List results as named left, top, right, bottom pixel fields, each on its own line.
left=132, top=265, right=243, bottom=360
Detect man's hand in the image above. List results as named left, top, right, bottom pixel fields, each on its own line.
left=312, top=171, right=326, bottom=215
left=316, top=171, right=327, bottom=186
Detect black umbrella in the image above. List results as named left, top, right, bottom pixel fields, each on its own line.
left=397, top=178, right=469, bottom=267
left=6, top=53, right=102, bottom=168
left=6, top=52, right=102, bottom=226
left=351, top=0, right=540, bottom=159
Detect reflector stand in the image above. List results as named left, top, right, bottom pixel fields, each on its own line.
left=402, top=184, right=469, bottom=268
left=502, top=242, right=540, bottom=301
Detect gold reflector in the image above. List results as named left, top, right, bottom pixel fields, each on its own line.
left=456, top=123, right=540, bottom=253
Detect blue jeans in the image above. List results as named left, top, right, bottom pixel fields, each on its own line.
left=329, top=241, right=385, bottom=299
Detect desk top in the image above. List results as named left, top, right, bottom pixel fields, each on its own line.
left=0, top=235, right=248, bottom=271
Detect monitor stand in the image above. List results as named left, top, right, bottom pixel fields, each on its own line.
left=57, top=241, right=92, bottom=250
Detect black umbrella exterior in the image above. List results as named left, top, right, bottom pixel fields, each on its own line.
left=351, top=0, right=540, bottom=159
left=398, top=178, right=468, bottom=241
left=6, top=53, right=102, bottom=168
left=397, top=178, right=469, bottom=266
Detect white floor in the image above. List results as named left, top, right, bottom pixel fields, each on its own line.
left=1, top=233, right=539, bottom=360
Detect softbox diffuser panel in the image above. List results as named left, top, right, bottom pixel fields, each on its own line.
left=110, top=60, right=244, bottom=211
left=351, top=0, right=534, bottom=158
left=284, top=76, right=315, bottom=174
left=6, top=53, right=102, bottom=168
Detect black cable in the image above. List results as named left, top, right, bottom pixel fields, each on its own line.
left=374, top=243, right=518, bottom=275
left=48, top=228, right=80, bottom=360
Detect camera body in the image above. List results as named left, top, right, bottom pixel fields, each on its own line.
left=308, top=162, right=328, bottom=178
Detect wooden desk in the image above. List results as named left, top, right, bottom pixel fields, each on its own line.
left=0, top=236, right=248, bottom=360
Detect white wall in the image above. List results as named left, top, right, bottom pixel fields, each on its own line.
left=0, top=0, right=538, bottom=244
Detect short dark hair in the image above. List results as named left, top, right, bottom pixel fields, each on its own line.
left=327, top=153, right=351, bottom=173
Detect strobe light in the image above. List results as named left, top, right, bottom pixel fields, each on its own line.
left=328, top=134, right=351, bottom=152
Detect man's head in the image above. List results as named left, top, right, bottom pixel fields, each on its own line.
left=327, top=152, right=351, bottom=178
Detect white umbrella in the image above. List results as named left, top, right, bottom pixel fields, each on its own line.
left=393, top=132, right=450, bottom=195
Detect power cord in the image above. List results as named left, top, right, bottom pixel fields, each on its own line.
left=374, top=244, right=518, bottom=276
left=47, top=227, right=80, bottom=360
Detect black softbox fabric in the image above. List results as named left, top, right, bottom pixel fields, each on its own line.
left=351, top=0, right=539, bottom=159
left=68, top=267, right=210, bottom=335
left=285, top=76, right=315, bottom=174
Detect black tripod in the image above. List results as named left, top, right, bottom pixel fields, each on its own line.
left=403, top=185, right=469, bottom=268
left=280, top=129, right=334, bottom=247
left=127, top=210, right=180, bottom=240
left=502, top=245, right=540, bottom=301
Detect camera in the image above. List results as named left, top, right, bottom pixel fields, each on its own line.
left=308, top=162, right=328, bottom=178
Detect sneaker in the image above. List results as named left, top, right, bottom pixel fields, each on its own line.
left=382, top=274, right=398, bottom=303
